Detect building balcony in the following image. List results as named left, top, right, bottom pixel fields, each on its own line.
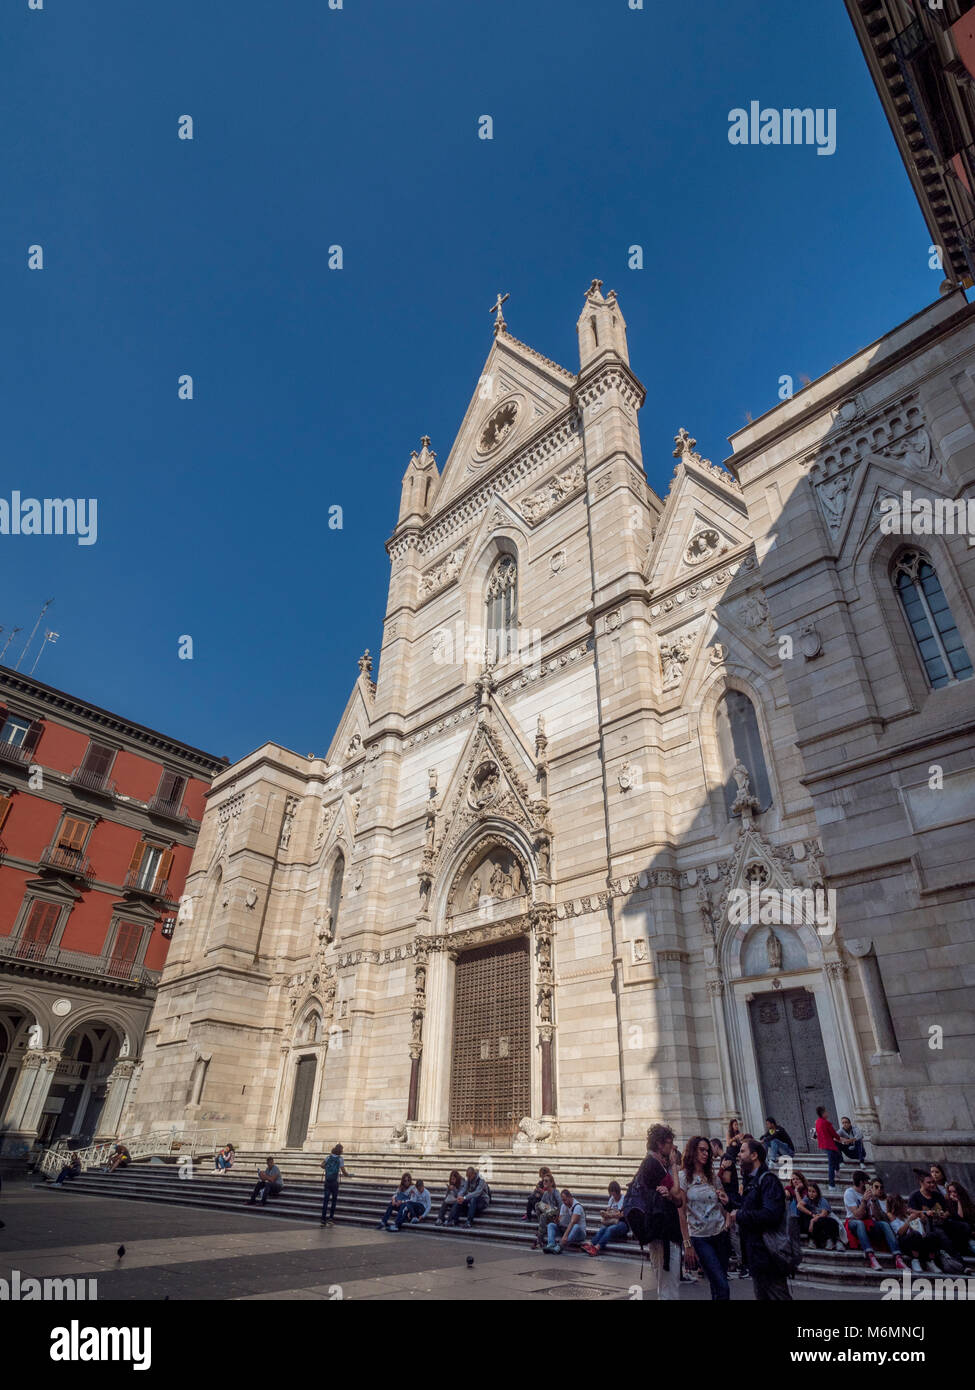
left=69, top=766, right=118, bottom=798
left=0, top=931, right=161, bottom=991
left=146, top=794, right=195, bottom=825
left=38, top=844, right=95, bottom=884
left=123, top=869, right=171, bottom=902
left=0, top=739, right=34, bottom=768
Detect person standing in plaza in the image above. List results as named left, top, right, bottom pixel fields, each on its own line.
left=678, top=1136, right=733, bottom=1299
left=321, top=1143, right=350, bottom=1226
left=624, top=1124, right=684, bottom=1301
left=727, top=1138, right=791, bottom=1301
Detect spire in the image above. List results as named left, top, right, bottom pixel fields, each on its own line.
left=397, top=435, right=440, bottom=524
left=577, top=278, right=629, bottom=371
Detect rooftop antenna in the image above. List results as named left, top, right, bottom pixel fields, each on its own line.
left=0, top=627, right=23, bottom=664
left=15, top=598, right=54, bottom=671
left=30, top=630, right=59, bottom=677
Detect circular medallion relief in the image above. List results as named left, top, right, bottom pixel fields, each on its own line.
left=468, top=760, right=501, bottom=810
left=52, top=999, right=72, bottom=1017
left=478, top=400, right=519, bottom=454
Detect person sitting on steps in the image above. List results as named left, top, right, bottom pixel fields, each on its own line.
left=581, top=1182, right=627, bottom=1256
left=544, top=1187, right=587, bottom=1254
left=448, top=1166, right=489, bottom=1227
left=248, top=1156, right=283, bottom=1206
left=377, top=1173, right=416, bottom=1230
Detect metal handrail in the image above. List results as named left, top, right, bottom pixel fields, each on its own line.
left=0, top=931, right=161, bottom=987
left=36, top=1126, right=230, bottom=1176
left=38, top=844, right=94, bottom=880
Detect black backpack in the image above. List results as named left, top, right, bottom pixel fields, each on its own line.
left=622, top=1156, right=678, bottom=1270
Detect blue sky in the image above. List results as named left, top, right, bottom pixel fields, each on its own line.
left=3, top=0, right=946, bottom=762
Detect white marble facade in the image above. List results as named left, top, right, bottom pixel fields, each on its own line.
left=123, top=285, right=975, bottom=1180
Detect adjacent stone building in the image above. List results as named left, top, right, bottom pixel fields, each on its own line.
left=122, top=283, right=975, bottom=1188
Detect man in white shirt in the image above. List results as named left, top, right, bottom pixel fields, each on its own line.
left=545, top=1188, right=587, bottom=1253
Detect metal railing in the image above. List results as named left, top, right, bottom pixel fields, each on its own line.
left=38, top=843, right=94, bottom=881
left=0, top=931, right=161, bottom=987
left=147, top=794, right=193, bottom=823
left=123, top=869, right=170, bottom=900
left=0, top=739, right=33, bottom=766
left=69, top=765, right=117, bottom=796
left=36, top=1127, right=230, bottom=1176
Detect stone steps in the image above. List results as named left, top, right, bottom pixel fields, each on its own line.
left=52, top=1159, right=956, bottom=1291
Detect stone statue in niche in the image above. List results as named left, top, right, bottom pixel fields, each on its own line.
left=467, top=875, right=482, bottom=910
left=766, top=929, right=783, bottom=971
left=510, top=858, right=524, bottom=896
left=489, top=862, right=511, bottom=899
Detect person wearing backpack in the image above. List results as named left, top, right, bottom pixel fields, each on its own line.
left=321, top=1143, right=350, bottom=1225
left=623, top=1123, right=684, bottom=1300
left=727, top=1137, right=792, bottom=1300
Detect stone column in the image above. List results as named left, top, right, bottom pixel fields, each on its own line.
left=706, top=977, right=740, bottom=1121
left=845, top=938, right=899, bottom=1058
left=531, top=905, right=557, bottom=1121
left=1, top=1049, right=61, bottom=1151
left=407, top=1046, right=421, bottom=1123
left=824, top=956, right=879, bottom=1127
left=95, top=1060, right=138, bottom=1142
left=412, top=938, right=451, bottom=1147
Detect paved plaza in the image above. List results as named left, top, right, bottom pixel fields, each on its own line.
left=0, top=1179, right=880, bottom=1302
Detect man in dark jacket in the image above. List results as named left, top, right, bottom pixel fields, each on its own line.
left=727, top=1138, right=791, bottom=1300
left=762, top=1117, right=796, bottom=1164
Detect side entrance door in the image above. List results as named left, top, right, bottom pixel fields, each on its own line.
left=286, top=1054, right=317, bottom=1148
left=749, top=987, right=836, bottom=1144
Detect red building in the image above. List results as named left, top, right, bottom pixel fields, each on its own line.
left=0, top=669, right=225, bottom=1155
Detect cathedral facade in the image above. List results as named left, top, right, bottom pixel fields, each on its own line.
left=123, top=283, right=975, bottom=1186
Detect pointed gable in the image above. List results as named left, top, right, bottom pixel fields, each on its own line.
left=432, top=329, right=576, bottom=513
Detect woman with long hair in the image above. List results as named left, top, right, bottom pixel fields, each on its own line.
left=795, top=1180, right=840, bottom=1250
left=944, top=1180, right=975, bottom=1256
left=886, top=1193, right=941, bottom=1274
left=531, top=1173, right=560, bottom=1250
left=437, top=1169, right=464, bottom=1225
left=678, top=1135, right=732, bottom=1300
left=524, top=1166, right=554, bottom=1220
left=377, top=1173, right=415, bottom=1231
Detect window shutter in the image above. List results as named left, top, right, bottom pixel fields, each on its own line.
left=158, top=771, right=185, bottom=804
left=82, top=742, right=113, bottom=777
left=58, top=816, right=89, bottom=851
left=22, top=900, right=59, bottom=948
left=158, top=848, right=175, bottom=891
left=0, top=794, right=11, bottom=833
left=111, top=921, right=142, bottom=965
left=22, top=719, right=43, bottom=756
left=126, top=841, right=146, bottom=878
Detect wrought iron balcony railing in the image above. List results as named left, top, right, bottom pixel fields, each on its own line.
left=0, top=739, right=34, bottom=767
left=69, top=766, right=118, bottom=797
left=38, top=844, right=94, bottom=882
left=0, top=931, right=161, bottom=988
left=146, top=793, right=193, bottom=823
left=123, top=869, right=170, bottom=901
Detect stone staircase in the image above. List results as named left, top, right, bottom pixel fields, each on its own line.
left=52, top=1147, right=967, bottom=1290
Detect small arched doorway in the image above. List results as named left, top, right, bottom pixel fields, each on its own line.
left=286, top=1055, right=318, bottom=1148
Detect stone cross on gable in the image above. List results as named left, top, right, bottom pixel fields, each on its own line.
left=673, top=427, right=698, bottom=462
left=489, top=292, right=510, bottom=334
left=358, top=650, right=373, bottom=677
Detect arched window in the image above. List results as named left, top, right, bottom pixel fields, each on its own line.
left=893, top=549, right=973, bottom=689
left=300, top=1011, right=323, bottom=1044
left=715, top=690, right=773, bottom=817
left=485, top=555, right=518, bottom=664
left=327, top=852, right=344, bottom=938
